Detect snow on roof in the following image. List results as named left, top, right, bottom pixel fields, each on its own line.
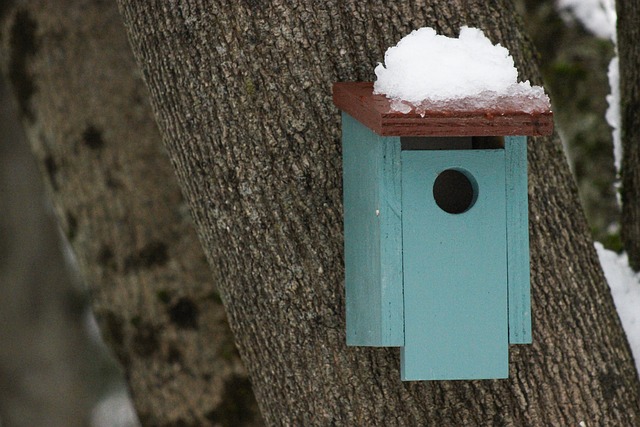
left=373, top=27, right=551, bottom=115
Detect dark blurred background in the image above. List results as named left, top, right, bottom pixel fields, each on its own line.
left=0, top=79, right=137, bottom=426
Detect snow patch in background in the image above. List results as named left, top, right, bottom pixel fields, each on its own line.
left=85, top=309, right=140, bottom=427
left=556, top=0, right=620, bottom=174
left=373, top=27, right=550, bottom=115
left=605, top=56, right=621, bottom=173
left=596, top=242, right=640, bottom=376
left=557, top=0, right=617, bottom=40
left=91, top=389, right=140, bottom=427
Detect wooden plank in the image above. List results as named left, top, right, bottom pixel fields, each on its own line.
left=505, top=136, right=532, bottom=344
left=342, top=113, right=404, bottom=346
left=333, top=82, right=554, bottom=137
left=400, top=149, right=508, bottom=380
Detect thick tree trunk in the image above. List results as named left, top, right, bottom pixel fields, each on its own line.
left=115, top=1, right=640, bottom=425
left=618, top=0, right=640, bottom=270
left=0, top=1, right=261, bottom=425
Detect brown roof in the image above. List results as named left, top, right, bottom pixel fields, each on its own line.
left=332, top=82, right=554, bottom=137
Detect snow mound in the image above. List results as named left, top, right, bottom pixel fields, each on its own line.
left=596, top=242, right=640, bottom=376
left=373, top=27, right=550, bottom=114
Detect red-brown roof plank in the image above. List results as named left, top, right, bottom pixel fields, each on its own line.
left=333, top=82, right=554, bottom=137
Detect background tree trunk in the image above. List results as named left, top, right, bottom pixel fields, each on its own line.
left=0, top=73, right=103, bottom=427
left=116, top=1, right=640, bottom=425
left=618, top=0, right=640, bottom=270
left=0, top=0, right=261, bottom=425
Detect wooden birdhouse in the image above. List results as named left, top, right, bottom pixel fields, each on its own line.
left=333, top=82, right=553, bottom=381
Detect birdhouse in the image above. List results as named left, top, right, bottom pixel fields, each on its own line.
left=333, top=82, right=553, bottom=381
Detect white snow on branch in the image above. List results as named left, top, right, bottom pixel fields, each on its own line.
left=556, top=0, right=621, bottom=174
left=556, top=0, right=617, bottom=41
left=605, top=56, right=622, bottom=173
left=596, top=242, right=640, bottom=376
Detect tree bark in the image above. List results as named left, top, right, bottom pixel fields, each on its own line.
left=0, top=1, right=261, bottom=425
left=618, top=0, right=640, bottom=270
left=115, top=1, right=640, bottom=425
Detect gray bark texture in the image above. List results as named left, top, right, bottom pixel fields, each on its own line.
left=0, top=0, right=261, bottom=425
left=618, top=0, right=640, bottom=270
left=115, top=1, right=640, bottom=425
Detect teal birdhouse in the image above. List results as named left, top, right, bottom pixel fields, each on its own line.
left=333, top=82, right=553, bottom=381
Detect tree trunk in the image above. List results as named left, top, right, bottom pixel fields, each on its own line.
left=115, top=1, right=640, bottom=425
left=618, top=0, right=640, bottom=270
left=0, top=1, right=261, bottom=425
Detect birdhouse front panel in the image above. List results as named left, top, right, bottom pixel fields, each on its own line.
left=401, top=148, right=508, bottom=380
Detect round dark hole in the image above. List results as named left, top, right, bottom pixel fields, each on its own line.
left=433, top=169, right=476, bottom=214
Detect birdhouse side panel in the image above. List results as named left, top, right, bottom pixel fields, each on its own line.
left=505, top=136, right=532, bottom=344
left=342, top=113, right=404, bottom=347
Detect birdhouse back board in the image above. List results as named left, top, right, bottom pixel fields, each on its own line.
left=505, top=135, right=532, bottom=344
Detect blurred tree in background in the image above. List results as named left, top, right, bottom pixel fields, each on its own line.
left=0, top=80, right=118, bottom=426
left=0, top=0, right=261, bottom=425
left=617, top=0, right=640, bottom=269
